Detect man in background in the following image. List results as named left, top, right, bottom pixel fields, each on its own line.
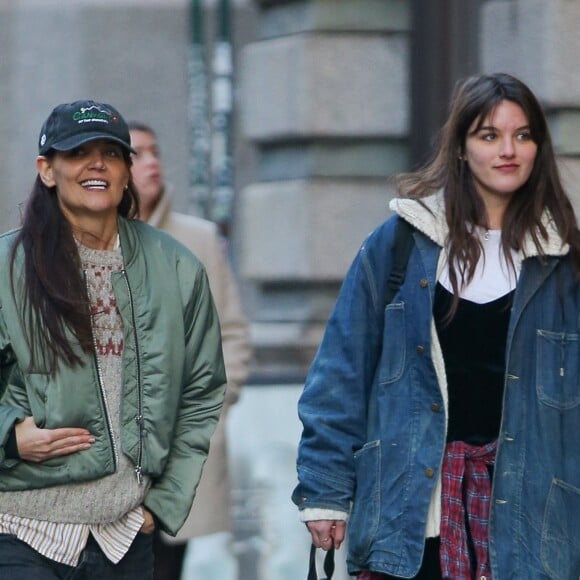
left=129, top=122, right=252, bottom=580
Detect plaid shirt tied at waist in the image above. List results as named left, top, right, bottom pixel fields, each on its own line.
left=440, top=439, right=497, bottom=580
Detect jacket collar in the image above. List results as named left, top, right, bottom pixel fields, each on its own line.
left=147, top=186, right=173, bottom=228
left=389, top=190, right=569, bottom=258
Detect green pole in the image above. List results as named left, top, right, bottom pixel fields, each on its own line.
left=210, top=0, right=233, bottom=235
left=188, top=0, right=211, bottom=216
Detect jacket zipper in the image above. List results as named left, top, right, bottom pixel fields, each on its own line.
left=84, top=271, right=118, bottom=470
left=121, top=269, right=144, bottom=484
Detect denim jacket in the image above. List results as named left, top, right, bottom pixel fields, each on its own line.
left=293, top=193, right=580, bottom=579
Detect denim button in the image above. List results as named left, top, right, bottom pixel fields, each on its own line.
left=424, top=467, right=434, bottom=477
left=416, top=345, right=424, bottom=354
left=430, top=403, right=439, bottom=412
left=419, top=279, right=428, bottom=287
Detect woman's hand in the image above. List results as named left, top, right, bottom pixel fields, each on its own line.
left=14, top=417, right=94, bottom=462
left=140, top=508, right=156, bottom=534
left=306, top=519, right=346, bottom=551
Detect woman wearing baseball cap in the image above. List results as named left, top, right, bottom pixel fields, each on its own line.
left=0, top=100, right=226, bottom=578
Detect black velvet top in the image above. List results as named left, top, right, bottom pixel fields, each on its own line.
left=434, top=283, right=513, bottom=445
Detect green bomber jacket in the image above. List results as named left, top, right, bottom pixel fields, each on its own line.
left=0, top=216, right=226, bottom=535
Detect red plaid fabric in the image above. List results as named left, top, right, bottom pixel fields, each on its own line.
left=357, top=573, right=386, bottom=579
left=440, top=439, right=497, bottom=579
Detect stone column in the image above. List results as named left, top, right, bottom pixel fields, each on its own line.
left=239, top=0, right=411, bottom=380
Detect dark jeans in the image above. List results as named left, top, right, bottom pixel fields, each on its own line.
left=357, top=538, right=442, bottom=580
left=152, top=529, right=186, bottom=580
left=0, top=531, right=154, bottom=580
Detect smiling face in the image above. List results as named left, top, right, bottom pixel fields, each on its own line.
left=464, top=99, right=538, bottom=216
left=36, top=139, right=130, bottom=228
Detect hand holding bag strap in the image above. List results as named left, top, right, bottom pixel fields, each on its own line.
left=308, top=544, right=335, bottom=580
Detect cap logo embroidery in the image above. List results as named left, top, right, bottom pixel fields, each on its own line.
left=73, top=105, right=113, bottom=125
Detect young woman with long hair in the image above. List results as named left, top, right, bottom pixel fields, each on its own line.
left=294, top=73, right=580, bottom=579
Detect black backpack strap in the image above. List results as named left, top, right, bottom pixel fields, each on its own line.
left=385, top=217, right=415, bottom=306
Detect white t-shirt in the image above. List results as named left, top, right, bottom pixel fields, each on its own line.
left=438, top=228, right=520, bottom=303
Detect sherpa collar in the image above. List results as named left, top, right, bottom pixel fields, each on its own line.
left=389, top=190, right=569, bottom=258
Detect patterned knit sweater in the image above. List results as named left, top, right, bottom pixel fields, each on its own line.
left=0, top=243, right=150, bottom=523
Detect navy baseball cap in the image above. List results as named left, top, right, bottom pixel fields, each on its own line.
left=38, top=100, right=136, bottom=155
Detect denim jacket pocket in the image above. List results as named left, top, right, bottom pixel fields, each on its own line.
left=378, top=302, right=406, bottom=384
left=536, top=329, right=580, bottom=410
left=349, top=440, right=381, bottom=559
left=541, top=478, right=580, bottom=580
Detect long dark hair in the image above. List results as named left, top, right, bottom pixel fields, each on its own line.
left=9, top=149, right=139, bottom=374
left=394, top=72, right=580, bottom=313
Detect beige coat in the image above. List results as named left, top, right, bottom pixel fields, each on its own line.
left=149, top=193, right=252, bottom=540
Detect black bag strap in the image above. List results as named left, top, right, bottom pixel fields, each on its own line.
left=307, top=544, right=335, bottom=580
left=384, top=217, right=415, bottom=306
